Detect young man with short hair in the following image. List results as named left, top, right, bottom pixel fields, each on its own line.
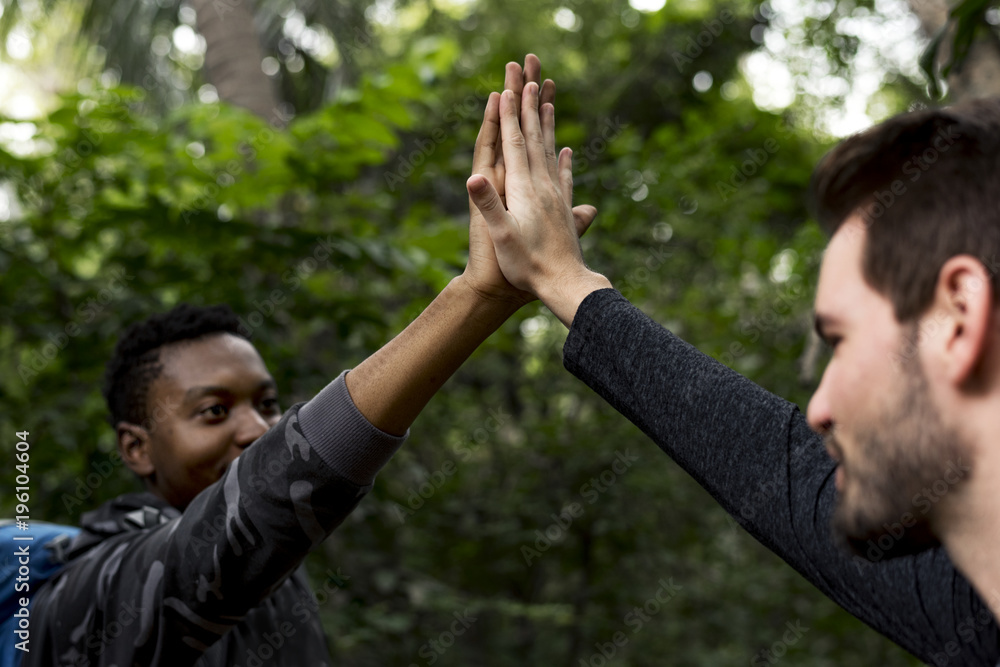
left=24, top=56, right=596, bottom=666
left=469, top=83, right=1000, bottom=664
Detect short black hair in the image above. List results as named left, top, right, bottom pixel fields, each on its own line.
left=810, top=97, right=1000, bottom=322
left=102, top=303, right=246, bottom=429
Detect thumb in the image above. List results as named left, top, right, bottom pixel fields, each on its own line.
left=467, top=174, right=510, bottom=229
left=572, top=205, right=597, bottom=238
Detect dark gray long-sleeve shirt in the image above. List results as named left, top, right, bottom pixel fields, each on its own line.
left=563, top=288, right=999, bottom=666
left=26, top=371, right=406, bottom=667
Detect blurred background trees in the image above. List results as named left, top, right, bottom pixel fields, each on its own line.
left=1, top=0, right=997, bottom=664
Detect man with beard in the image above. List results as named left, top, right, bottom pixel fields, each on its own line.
left=467, top=79, right=1000, bottom=664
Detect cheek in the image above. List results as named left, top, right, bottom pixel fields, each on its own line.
left=824, top=359, right=857, bottom=415
left=831, top=346, right=902, bottom=440
left=840, top=343, right=890, bottom=398
left=159, top=425, right=231, bottom=471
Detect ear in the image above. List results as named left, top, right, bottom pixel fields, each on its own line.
left=116, top=422, right=154, bottom=478
left=931, top=255, right=993, bottom=386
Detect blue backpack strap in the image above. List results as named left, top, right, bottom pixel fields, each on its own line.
left=0, top=521, right=82, bottom=665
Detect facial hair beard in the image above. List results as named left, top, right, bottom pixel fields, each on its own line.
left=830, top=336, right=972, bottom=561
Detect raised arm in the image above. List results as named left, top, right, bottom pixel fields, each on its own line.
left=346, top=55, right=596, bottom=435
left=27, top=56, right=596, bottom=667
left=467, top=83, right=1000, bottom=665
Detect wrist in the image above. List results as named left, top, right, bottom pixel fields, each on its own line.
left=535, top=270, right=613, bottom=328
left=451, top=274, right=527, bottom=323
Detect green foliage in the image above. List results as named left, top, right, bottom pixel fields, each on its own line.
left=921, top=0, right=998, bottom=98
left=0, top=1, right=924, bottom=665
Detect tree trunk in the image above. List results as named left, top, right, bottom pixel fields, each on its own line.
left=907, top=0, right=1000, bottom=102
left=189, top=0, right=285, bottom=124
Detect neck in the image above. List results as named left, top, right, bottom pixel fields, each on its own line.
left=937, top=450, right=1000, bottom=619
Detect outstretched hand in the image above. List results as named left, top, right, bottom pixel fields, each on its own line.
left=462, top=55, right=597, bottom=308
left=466, top=77, right=610, bottom=326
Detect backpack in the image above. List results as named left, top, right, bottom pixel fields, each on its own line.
left=0, top=521, right=80, bottom=666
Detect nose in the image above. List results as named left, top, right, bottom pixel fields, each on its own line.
left=234, top=405, right=271, bottom=449
left=807, top=369, right=834, bottom=435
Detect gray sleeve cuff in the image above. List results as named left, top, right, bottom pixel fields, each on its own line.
left=296, top=370, right=408, bottom=486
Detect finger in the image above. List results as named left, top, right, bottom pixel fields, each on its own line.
left=540, top=78, right=555, bottom=108
left=467, top=174, right=514, bottom=236
left=572, top=205, right=598, bottom=238
left=499, top=89, right=530, bottom=180
left=520, top=82, right=547, bottom=173
left=523, top=53, right=541, bottom=89
left=504, top=61, right=524, bottom=121
left=558, top=147, right=574, bottom=204
left=541, top=102, right=558, bottom=181
left=473, top=92, right=501, bottom=174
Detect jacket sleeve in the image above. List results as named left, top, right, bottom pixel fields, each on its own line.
left=562, top=288, right=999, bottom=667
left=28, top=371, right=405, bottom=666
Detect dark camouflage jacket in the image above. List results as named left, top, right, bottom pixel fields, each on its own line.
left=25, top=374, right=405, bottom=666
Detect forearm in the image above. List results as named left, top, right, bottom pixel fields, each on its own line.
left=563, top=289, right=804, bottom=522
left=345, top=274, right=520, bottom=436
left=563, top=289, right=1000, bottom=665
left=30, top=397, right=392, bottom=665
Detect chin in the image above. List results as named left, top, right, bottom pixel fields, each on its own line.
left=832, top=496, right=941, bottom=562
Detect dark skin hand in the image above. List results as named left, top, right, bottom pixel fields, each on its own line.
left=120, top=57, right=592, bottom=506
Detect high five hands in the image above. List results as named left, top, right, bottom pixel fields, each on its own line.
left=465, top=55, right=613, bottom=326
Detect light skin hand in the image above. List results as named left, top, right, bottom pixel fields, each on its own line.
left=344, top=56, right=596, bottom=435
left=467, top=81, right=611, bottom=327
left=463, top=54, right=598, bottom=308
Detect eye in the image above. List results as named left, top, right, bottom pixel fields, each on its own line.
left=200, top=404, right=229, bottom=420
left=259, top=397, right=281, bottom=415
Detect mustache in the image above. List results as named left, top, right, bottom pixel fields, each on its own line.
left=824, top=433, right=843, bottom=463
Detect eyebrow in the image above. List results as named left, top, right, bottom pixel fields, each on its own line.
left=183, top=379, right=277, bottom=402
